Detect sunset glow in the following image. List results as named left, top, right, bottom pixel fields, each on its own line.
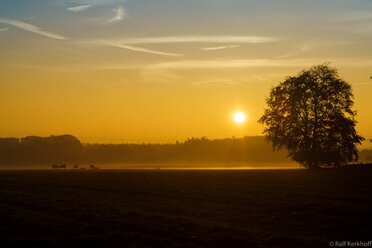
left=0, top=1, right=371, bottom=143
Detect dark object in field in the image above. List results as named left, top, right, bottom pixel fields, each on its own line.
left=73, top=164, right=79, bottom=169
left=52, top=164, right=66, bottom=169
left=90, top=165, right=100, bottom=170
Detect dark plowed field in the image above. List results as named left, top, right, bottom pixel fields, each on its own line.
left=0, top=169, right=371, bottom=247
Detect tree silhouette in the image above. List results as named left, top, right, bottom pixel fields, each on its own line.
left=259, top=64, right=364, bottom=169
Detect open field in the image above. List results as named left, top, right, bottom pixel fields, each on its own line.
left=0, top=163, right=299, bottom=170
left=0, top=169, right=371, bottom=247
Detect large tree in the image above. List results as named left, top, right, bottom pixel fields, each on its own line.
left=259, top=64, right=364, bottom=169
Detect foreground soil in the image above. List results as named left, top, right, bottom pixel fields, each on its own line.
left=0, top=169, right=371, bottom=247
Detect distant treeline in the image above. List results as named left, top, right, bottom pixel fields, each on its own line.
left=0, top=135, right=82, bottom=165
left=0, top=135, right=371, bottom=166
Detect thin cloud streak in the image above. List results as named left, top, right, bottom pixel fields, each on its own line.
left=150, top=59, right=283, bottom=70
left=108, top=6, right=125, bottom=23
left=73, top=0, right=127, bottom=5
left=0, top=17, right=66, bottom=40
left=67, top=5, right=92, bottom=12
left=0, top=27, right=9, bottom=32
left=148, top=59, right=372, bottom=70
left=107, top=43, right=184, bottom=57
left=5, top=58, right=372, bottom=73
left=98, top=36, right=279, bottom=45
left=273, top=53, right=298, bottom=59
left=201, top=45, right=240, bottom=51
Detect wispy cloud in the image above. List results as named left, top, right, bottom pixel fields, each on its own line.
left=7, top=59, right=372, bottom=74
left=67, top=4, right=92, bottom=12
left=86, top=36, right=278, bottom=53
left=107, top=42, right=184, bottom=56
left=149, top=59, right=278, bottom=70
left=0, top=17, right=66, bottom=40
left=300, top=44, right=312, bottom=52
left=148, top=59, right=372, bottom=70
left=108, top=6, right=125, bottom=23
left=0, top=27, right=9, bottom=32
left=340, top=12, right=372, bottom=22
left=273, top=53, right=297, bottom=59
left=100, top=36, right=279, bottom=44
left=201, top=45, right=240, bottom=51
left=71, top=0, right=126, bottom=5
left=66, top=0, right=127, bottom=11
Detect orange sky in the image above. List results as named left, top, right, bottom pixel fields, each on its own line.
left=0, top=0, right=371, bottom=143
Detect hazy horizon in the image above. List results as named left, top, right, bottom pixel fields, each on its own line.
left=1, top=133, right=372, bottom=149
left=1, top=0, right=372, bottom=143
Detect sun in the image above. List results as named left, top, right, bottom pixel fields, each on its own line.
left=233, top=111, right=246, bottom=124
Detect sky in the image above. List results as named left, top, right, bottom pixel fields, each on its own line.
left=0, top=0, right=371, bottom=144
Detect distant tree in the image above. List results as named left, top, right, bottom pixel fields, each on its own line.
left=259, top=64, right=364, bottom=169
left=18, top=135, right=82, bottom=164
left=0, top=138, right=19, bottom=163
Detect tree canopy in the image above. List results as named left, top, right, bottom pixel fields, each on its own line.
left=259, top=64, right=364, bottom=169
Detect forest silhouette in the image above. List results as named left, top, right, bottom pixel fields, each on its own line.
left=0, top=135, right=292, bottom=166
left=0, top=134, right=371, bottom=167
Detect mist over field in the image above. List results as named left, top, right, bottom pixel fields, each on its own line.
left=1, top=135, right=371, bottom=170
left=0, top=135, right=292, bottom=169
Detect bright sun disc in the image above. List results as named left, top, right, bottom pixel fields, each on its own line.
left=233, top=112, right=246, bottom=124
